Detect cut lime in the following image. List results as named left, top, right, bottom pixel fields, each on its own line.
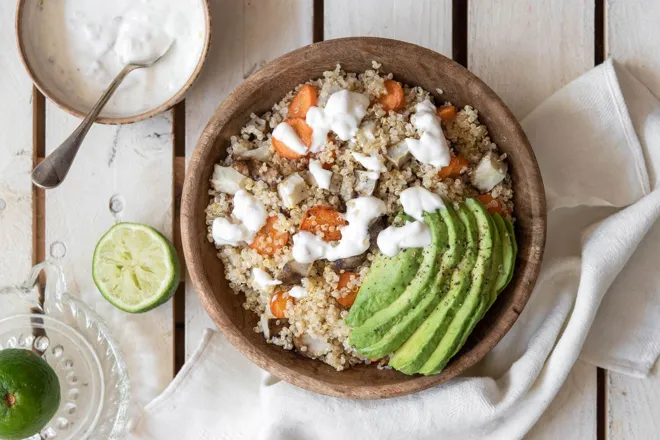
left=93, top=223, right=180, bottom=313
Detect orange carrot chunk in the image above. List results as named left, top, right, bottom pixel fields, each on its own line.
left=250, top=216, right=290, bottom=256
left=437, top=156, right=471, bottom=179
left=336, top=271, right=360, bottom=307
left=272, top=118, right=313, bottom=159
left=379, top=79, right=405, bottom=112
left=270, top=290, right=293, bottom=319
left=300, top=206, right=347, bottom=242
left=288, top=84, right=318, bottom=119
left=436, top=105, right=457, bottom=121
left=476, top=193, right=507, bottom=216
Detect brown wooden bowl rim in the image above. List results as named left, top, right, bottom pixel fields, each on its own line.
left=14, top=0, right=212, bottom=125
left=181, top=37, right=547, bottom=399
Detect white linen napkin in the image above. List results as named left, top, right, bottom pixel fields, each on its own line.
left=129, top=59, right=660, bottom=440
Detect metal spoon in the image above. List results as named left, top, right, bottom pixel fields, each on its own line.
left=32, top=45, right=174, bottom=189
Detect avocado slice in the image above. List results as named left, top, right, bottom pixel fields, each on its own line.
left=484, top=213, right=503, bottom=310
left=389, top=204, right=478, bottom=374
left=345, top=248, right=422, bottom=328
left=349, top=211, right=446, bottom=354
left=417, top=198, right=494, bottom=375
left=504, top=216, right=517, bottom=288
left=493, top=213, right=515, bottom=294
left=354, top=206, right=466, bottom=359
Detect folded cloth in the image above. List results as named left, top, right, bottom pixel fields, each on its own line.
left=129, top=59, right=660, bottom=440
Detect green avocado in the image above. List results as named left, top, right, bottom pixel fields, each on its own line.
left=345, top=247, right=423, bottom=328
left=504, top=216, right=517, bottom=288
left=493, top=213, right=515, bottom=294
left=354, top=206, right=466, bottom=359
left=349, top=211, right=445, bottom=355
left=418, top=198, right=494, bottom=375
left=484, top=213, right=503, bottom=310
left=389, top=204, right=478, bottom=374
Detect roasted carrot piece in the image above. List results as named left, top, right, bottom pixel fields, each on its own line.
left=272, top=118, right=313, bottom=159
left=437, top=156, right=470, bottom=179
left=437, top=105, right=457, bottom=121
left=270, top=290, right=293, bottom=319
left=249, top=216, right=290, bottom=256
left=336, top=271, right=360, bottom=307
left=288, top=84, right=318, bottom=119
left=300, top=206, right=347, bottom=242
left=379, top=79, right=405, bottom=112
left=476, top=193, right=508, bottom=216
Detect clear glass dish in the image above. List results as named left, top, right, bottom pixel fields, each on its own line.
left=0, top=261, right=130, bottom=440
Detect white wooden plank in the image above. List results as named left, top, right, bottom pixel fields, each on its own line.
left=606, top=1, right=660, bottom=438
left=469, top=0, right=594, bottom=119
left=325, top=0, right=452, bottom=56
left=184, top=0, right=314, bottom=358
left=45, top=108, right=174, bottom=408
left=0, top=2, right=33, bottom=287
left=469, top=2, right=596, bottom=439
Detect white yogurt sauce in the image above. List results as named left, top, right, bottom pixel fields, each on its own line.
left=252, top=268, right=282, bottom=291
left=30, top=0, right=207, bottom=117
left=292, top=196, right=387, bottom=264
left=272, top=122, right=309, bottom=155
left=211, top=190, right=267, bottom=246
left=288, top=285, right=309, bottom=299
left=306, top=90, right=370, bottom=152
left=308, top=159, right=333, bottom=190
left=405, top=100, right=451, bottom=168
left=377, top=221, right=432, bottom=257
left=400, top=187, right=446, bottom=222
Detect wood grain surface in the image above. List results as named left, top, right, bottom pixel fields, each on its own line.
left=0, top=1, right=33, bottom=287
left=184, top=0, right=314, bottom=359
left=181, top=37, right=546, bottom=399
left=43, top=108, right=175, bottom=407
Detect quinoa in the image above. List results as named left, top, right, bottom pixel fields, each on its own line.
left=205, top=64, right=514, bottom=371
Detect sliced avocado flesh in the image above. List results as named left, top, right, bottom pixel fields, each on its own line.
left=493, top=213, right=515, bottom=294
left=389, top=204, right=478, bottom=374
left=345, top=248, right=422, bottom=328
left=356, top=206, right=466, bottom=359
left=418, top=198, right=494, bottom=375
left=349, top=211, right=445, bottom=354
left=484, top=213, right=503, bottom=310
left=504, top=217, right=517, bottom=288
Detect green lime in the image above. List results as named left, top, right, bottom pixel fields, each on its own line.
left=93, top=222, right=181, bottom=313
left=0, top=349, right=61, bottom=440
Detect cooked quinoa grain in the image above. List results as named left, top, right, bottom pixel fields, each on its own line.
left=205, top=64, right=513, bottom=370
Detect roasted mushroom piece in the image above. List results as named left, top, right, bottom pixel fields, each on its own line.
left=329, top=215, right=389, bottom=271
left=230, top=160, right=250, bottom=177
left=247, top=159, right=281, bottom=189
left=276, top=261, right=312, bottom=285
left=368, top=214, right=388, bottom=243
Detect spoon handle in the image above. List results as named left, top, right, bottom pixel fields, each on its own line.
left=32, top=64, right=138, bottom=189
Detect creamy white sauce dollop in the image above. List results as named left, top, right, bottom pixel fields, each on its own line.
left=308, top=159, right=333, bottom=190
left=288, top=285, right=309, bottom=299
left=292, top=196, right=387, bottom=264
left=377, top=221, right=432, bottom=257
left=211, top=190, right=267, bottom=246
left=30, top=0, right=207, bottom=117
left=405, top=100, right=451, bottom=168
left=306, top=90, right=370, bottom=152
left=272, top=122, right=309, bottom=155
left=352, top=152, right=387, bottom=177
left=400, top=187, right=445, bottom=222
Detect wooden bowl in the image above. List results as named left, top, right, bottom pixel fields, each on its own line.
left=15, top=0, right=211, bottom=125
left=182, top=37, right=546, bottom=399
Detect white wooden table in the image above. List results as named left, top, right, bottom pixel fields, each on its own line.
left=1, top=1, right=659, bottom=438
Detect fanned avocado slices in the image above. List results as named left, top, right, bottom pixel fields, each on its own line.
left=493, top=213, right=515, bottom=294
left=349, top=211, right=445, bottom=355
left=417, top=198, right=495, bottom=375
left=355, top=206, right=466, bottom=360
left=345, top=248, right=423, bottom=328
left=389, top=203, right=478, bottom=374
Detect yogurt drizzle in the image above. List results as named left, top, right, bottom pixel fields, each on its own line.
left=292, top=196, right=387, bottom=264
left=405, top=100, right=452, bottom=168
left=212, top=190, right=267, bottom=246
left=306, top=90, right=370, bottom=152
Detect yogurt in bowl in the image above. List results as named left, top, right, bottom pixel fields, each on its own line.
left=17, top=0, right=210, bottom=123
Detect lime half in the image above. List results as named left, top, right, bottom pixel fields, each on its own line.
left=93, top=223, right=180, bottom=313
